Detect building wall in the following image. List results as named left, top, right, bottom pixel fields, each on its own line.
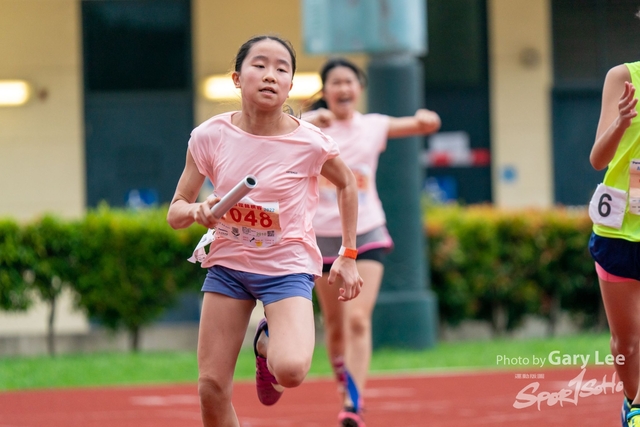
left=0, top=0, right=85, bottom=221
left=0, top=0, right=554, bottom=336
left=192, top=0, right=368, bottom=124
left=0, top=0, right=554, bottom=218
left=488, top=0, right=553, bottom=207
left=0, top=289, right=88, bottom=336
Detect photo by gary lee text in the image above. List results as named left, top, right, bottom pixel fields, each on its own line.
left=496, top=351, right=625, bottom=369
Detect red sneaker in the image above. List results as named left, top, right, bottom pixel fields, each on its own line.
left=253, top=318, right=283, bottom=406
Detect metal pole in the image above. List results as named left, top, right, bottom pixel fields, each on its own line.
left=368, top=53, right=438, bottom=349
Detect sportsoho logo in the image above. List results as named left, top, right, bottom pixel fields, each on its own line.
left=498, top=351, right=625, bottom=410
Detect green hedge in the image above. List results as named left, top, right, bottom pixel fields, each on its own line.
left=72, top=206, right=207, bottom=350
left=0, top=218, right=32, bottom=311
left=0, top=204, right=602, bottom=352
left=0, top=206, right=207, bottom=353
left=425, top=205, right=601, bottom=336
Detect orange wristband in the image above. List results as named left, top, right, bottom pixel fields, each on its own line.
left=338, top=245, right=358, bottom=259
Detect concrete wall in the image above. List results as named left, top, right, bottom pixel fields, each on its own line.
left=0, top=0, right=556, bottom=217
left=192, top=0, right=368, bottom=124
left=0, top=0, right=557, bottom=218
left=0, top=0, right=86, bottom=337
left=0, top=0, right=85, bottom=221
left=488, top=0, right=553, bottom=207
left=0, top=289, right=88, bottom=337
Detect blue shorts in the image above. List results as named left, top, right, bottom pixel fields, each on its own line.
left=589, top=232, right=640, bottom=281
left=202, top=265, right=315, bottom=306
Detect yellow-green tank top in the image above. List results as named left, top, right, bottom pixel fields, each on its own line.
left=593, top=61, right=640, bottom=241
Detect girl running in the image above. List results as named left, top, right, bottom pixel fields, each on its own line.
left=589, top=58, right=640, bottom=427
left=302, top=57, right=441, bottom=427
left=167, top=36, right=363, bottom=427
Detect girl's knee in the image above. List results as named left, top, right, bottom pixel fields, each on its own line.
left=324, top=319, right=345, bottom=345
left=271, top=357, right=311, bottom=388
left=198, top=376, right=232, bottom=406
left=610, top=335, right=640, bottom=358
left=347, top=310, right=371, bottom=336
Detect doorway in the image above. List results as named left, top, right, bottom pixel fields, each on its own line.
left=82, top=0, right=193, bottom=207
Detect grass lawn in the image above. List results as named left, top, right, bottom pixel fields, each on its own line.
left=0, top=332, right=612, bottom=391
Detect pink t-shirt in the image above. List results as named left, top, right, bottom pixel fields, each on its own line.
left=311, top=112, right=390, bottom=236
left=188, top=111, right=339, bottom=276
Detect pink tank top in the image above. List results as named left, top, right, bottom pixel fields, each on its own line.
left=188, top=112, right=339, bottom=276
left=312, top=112, right=390, bottom=236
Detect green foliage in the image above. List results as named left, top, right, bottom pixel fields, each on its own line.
left=426, top=205, right=598, bottom=336
left=0, top=219, right=32, bottom=311
left=0, top=206, right=208, bottom=352
left=71, top=205, right=205, bottom=350
left=21, top=215, right=82, bottom=355
left=0, top=203, right=602, bottom=349
left=22, top=215, right=79, bottom=302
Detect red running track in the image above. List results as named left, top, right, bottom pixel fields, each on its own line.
left=0, top=366, right=624, bottom=427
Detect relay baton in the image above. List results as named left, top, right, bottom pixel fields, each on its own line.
left=211, top=175, right=257, bottom=219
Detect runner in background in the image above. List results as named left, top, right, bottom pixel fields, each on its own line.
left=302, top=57, right=441, bottom=427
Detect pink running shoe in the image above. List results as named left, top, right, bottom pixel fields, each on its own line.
left=254, top=318, right=283, bottom=406
left=338, top=407, right=366, bottom=427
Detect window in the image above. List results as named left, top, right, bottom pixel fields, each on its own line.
left=553, top=0, right=640, bottom=87
left=424, top=0, right=487, bottom=88
left=82, top=0, right=191, bottom=91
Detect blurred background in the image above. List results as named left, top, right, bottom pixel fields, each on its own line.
left=1, top=0, right=636, bottom=355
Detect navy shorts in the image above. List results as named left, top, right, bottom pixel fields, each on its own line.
left=589, top=232, right=640, bottom=281
left=202, top=265, right=315, bottom=306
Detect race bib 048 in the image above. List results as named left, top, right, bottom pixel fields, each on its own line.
left=216, top=201, right=281, bottom=248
